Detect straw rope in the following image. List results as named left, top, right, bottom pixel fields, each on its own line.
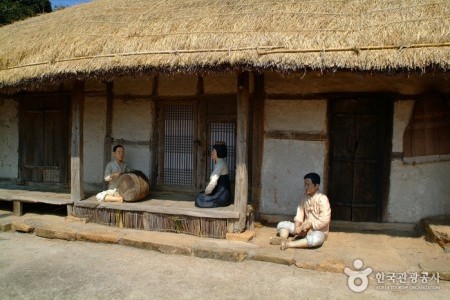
left=3, top=42, right=448, bottom=72
left=258, top=42, right=450, bottom=55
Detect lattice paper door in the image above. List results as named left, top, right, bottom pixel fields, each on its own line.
left=163, top=104, right=195, bottom=186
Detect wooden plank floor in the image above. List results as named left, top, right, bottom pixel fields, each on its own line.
left=0, top=185, right=240, bottom=220
left=0, top=188, right=72, bottom=205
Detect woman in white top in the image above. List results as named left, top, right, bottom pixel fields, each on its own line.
left=195, top=142, right=232, bottom=208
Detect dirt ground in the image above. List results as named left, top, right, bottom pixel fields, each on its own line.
left=0, top=231, right=448, bottom=300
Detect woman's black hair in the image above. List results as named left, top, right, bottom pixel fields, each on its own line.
left=213, top=142, right=227, bottom=158
left=304, top=172, right=320, bottom=185
left=113, top=144, right=124, bottom=152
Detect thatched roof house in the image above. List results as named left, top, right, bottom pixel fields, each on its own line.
left=0, top=0, right=449, bottom=232
left=0, top=0, right=448, bottom=90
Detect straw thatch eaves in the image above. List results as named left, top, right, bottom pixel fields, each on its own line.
left=0, top=0, right=449, bottom=89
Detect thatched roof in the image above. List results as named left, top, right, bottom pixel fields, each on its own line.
left=0, top=0, right=449, bottom=89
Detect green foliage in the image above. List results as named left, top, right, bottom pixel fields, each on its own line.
left=0, top=0, right=52, bottom=25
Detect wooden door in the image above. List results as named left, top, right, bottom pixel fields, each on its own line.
left=20, top=95, right=69, bottom=185
left=328, top=97, right=391, bottom=222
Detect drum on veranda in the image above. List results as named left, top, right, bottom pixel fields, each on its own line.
left=117, top=171, right=149, bottom=202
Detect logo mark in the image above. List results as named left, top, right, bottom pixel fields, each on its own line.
left=344, top=259, right=373, bottom=292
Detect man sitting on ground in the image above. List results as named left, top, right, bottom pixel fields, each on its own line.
left=270, top=172, right=331, bottom=250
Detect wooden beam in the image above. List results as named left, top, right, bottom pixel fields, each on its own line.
left=71, top=80, right=85, bottom=202
left=234, top=72, right=250, bottom=232
left=251, top=73, right=264, bottom=211
left=264, top=130, right=327, bottom=141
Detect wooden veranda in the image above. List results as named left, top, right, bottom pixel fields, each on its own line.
left=0, top=187, right=254, bottom=239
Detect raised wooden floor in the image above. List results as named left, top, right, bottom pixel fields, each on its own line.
left=0, top=187, right=253, bottom=239
left=72, top=197, right=250, bottom=239
left=0, top=188, right=72, bottom=216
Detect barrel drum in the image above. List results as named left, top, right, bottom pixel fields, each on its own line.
left=117, top=173, right=149, bottom=202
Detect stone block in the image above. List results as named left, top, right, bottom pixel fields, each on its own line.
left=0, top=220, right=12, bottom=232
left=35, top=227, right=77, bottom=241
left=11, top=222, right=34, bottom=233
left=251, top=254, right=295, bottom=266
left=192, top=246, right=248, bottom=262
left=119, top=237, right=192, bottom=256
left=295, top=258, right=346, bottom=273
left=226, top=230, right=255, bottom=242
left=77, top=230, right=121, bottom=244
left=420, top=260, right=450, bottom=281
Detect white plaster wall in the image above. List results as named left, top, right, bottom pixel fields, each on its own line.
left=387, top=160, right=450, bottom=222
left=260, top=99, right=327, bottom=216
left=260, top=140, right=326, bottom=215
left=392, top=100, right=415, bottom=152
left=0, top=99, right=19, bottom=179
left=265, top=99, right=327, bottom=132
left=387, top=99, right=450, bottom=222
left=112, top=98, right=153, bottom=179
left=83, top=96, right=106, bottom=191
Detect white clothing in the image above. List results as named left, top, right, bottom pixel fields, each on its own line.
left=205, top=158, right=228, bottom=195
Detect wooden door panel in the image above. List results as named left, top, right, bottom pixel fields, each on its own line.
left=354, top=116, right=379, bottom=160
left=24, top=111, right=44, bottom=166
left=353, top=162, right=380, bottom=205
left=329, top=160, right=354, bottom=204
left=352, top=205, right=379, bottom=222
left=329, top=97, right=389, bottom=222
left=20, top=95, right=68, bottom=184
left=332, top=116, right=355, bottom=160
left=332, top=204, right=352, bottom=221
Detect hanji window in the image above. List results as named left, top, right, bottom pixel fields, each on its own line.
left=162, top=103, right=195, bottom=186
left=403, top=94, right=450, bottom=160
left=209, top=122, right=236, bottom=180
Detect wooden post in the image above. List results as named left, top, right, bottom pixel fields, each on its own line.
left=103, top=82, right=114, bottom=189
left=196, top=75, right=207, bottom=189
left=150, top=75, right=159, bottom=187
left=234, top=72, right=250, bottom=232
left=251, top=73, right=264, bottom=212
left=13, top=201, right=23, bottom=216
left=71, top=80, right=85, bottom=202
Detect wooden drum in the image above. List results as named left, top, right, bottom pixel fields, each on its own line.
left=117, top=172, right=149, bottom=202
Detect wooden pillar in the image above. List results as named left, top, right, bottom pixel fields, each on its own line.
left=196, top=75, right=207, bottom=189
left=251, top=73, right=264, bottom=212
left=103, top=82, right=114, bottom=189
left=71, top=80, right=85, bottom=202
left=13, top=201, right=23, bottom=216
left=150, top=75, right=159, bottom=187
left=234, top=72, right=250, bottom=232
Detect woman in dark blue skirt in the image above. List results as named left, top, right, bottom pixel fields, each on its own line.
left=195, top=142, right=232, bottom=208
